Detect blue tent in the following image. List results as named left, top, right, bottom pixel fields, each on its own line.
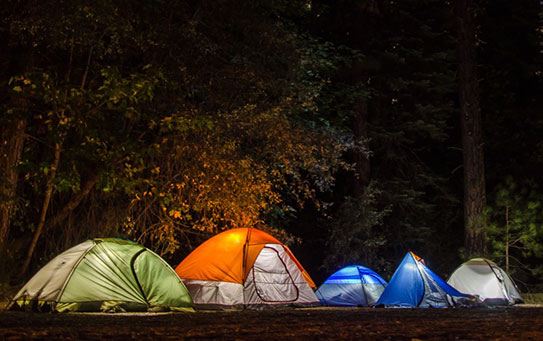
left=315, top=265, right=387, bottom=306
left=376, top=252, right=470, bottom=308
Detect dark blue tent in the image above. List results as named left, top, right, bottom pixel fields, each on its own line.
left=376, top=252, right=470, bottom=308
left=315, top=265, right=387, bottom=306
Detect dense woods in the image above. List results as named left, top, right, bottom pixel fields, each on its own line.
left=1, top=0, right=542, bottom=291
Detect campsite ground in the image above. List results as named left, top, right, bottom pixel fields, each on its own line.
left=1, top=306, right=543, bottom=340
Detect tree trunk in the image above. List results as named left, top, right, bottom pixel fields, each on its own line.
left=0, top=119, right=26, bottom=243
left=20, top=142, right=61, bottom=276
left=43, top=171, right=100, bottom=231
left=456, top=0, right=487, bottom=257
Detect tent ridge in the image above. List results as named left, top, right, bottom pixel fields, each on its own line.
left=413, top=253, right=427, bottom=308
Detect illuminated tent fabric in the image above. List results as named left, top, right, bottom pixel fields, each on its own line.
left=9, top=238, right=194, bottom=312
left=175, top=228, right=319, bottom=309
left=315, top=265, right=387, bottom=306
left=447, top=258, right=523, bottom=305
left=376, top=252, right=470, bottom=308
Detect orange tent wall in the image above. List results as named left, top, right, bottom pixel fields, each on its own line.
left=175, top=228, right=316, bottom=288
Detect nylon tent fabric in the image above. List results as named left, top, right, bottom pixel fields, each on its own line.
left=176, top=228, right=279, bottom=285
left=376, top=252, right=471, bottom=308
left=176, top=228, right=315, bottom=288
left=447, top=258, right=523, bottom=305
left=376, top=252, right=424, bottom=307
left=315, top=265, right=387, bottom=306
left=175, top=228, right=319, bottom=309
left=9, top=238, right=194, bottom=312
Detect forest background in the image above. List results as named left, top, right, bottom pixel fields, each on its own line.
left=1, top=0, right=542, bottom=292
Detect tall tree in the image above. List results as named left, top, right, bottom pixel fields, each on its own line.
left=0, top=1, right=30, bottom=243
left=1, top=0, right=350, bottom=276
left=301, top=0, right=462, bottom=274
left=455, top=0, right=487, bottom=256
left=0, top=118, right=26, bottom=243
left=480, top=0, right=543, bottom=286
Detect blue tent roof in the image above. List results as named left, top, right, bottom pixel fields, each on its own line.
left=376, top=252, right=468, bottom=308
left=315, top=265, right=387, bottom=306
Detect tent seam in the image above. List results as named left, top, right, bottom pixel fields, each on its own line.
left=482, top=258, right=510, bottom=302
left=250, top=246, right=299, bottom=304
left=144, top=248, right=194, bottom=307
left=130, top=248, right=149, bottom=306
left=54, top=240, right=97, bottom=310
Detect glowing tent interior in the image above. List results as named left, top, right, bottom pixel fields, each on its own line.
left=447, top=258, right=523, bottom=306
left=315, top=265, right=387, bottom=306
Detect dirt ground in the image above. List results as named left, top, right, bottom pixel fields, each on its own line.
left=1, top=306, right=543, bottom=340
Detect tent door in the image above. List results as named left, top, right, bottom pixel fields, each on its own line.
left=251, top=246, right=299, bottom=302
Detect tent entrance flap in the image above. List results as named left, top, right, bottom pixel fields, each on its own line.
left=252, top=247, right=299, bottom=303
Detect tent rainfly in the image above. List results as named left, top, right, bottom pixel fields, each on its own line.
left=9, top=238, right=194, bottom=312
left=376, top=251, right=473, bottom=308
left=447, top=258, right=523, bottom=306
left=315, top=265, right=387, bottom=306
left=175, top=228, right=319, bottom=309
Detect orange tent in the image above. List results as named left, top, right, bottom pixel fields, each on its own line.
left=176, top=228, right=318, bottom=308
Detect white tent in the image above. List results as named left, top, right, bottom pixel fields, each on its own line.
left=447, top=258, right=523, bottom=305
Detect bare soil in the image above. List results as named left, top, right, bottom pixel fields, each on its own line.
left=1, top=306, right=543, bottom=340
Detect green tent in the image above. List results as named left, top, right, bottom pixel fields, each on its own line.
left=9, top=238, right=194, bottom=312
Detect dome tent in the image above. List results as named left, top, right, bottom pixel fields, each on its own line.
left=447, top=258, right=523, bottom=306
left=175, top=228, right=319, bottom=309
left=315, top=265, right=387, bottom=306
left=9, top=238, right=194, bottom=312
left=376, top=251, right=472, bottom=308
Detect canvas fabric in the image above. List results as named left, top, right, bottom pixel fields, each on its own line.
left=11, top=240, right=95, bottom=303
left=60, top=241, right=147, bottom=304
left=416, top=260, right=455, bottom=307
left=376, top=252, right=424, bottom=307
left=181, top=280, right=245, bottom=308
left=317, top=282, right=368, bottom=306
left=315, top=265, right=387, bottom=306
left=243, top=244, right=318, bottom=307
left=133, top=249, right=194, bottom=310
left=447, top=258, right=522, bottom=305
left=501, top=270, right=522, bottom=303
left=177, top=228, right=280, bottom=284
